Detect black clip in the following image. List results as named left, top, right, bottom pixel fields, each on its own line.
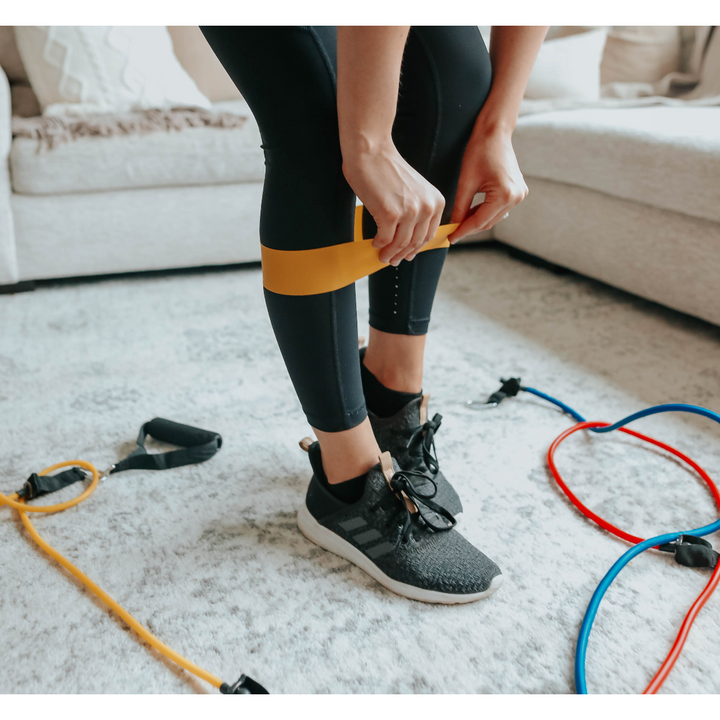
left=219, top=674, right=269, bottom=694
left=484, top=377, right=523, bottom=408
left=658, top=535, right=719, bottom=569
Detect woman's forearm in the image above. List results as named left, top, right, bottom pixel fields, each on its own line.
left=337, top=26, right=410, bottom=159
left=475, top=26, right=549, bottom=135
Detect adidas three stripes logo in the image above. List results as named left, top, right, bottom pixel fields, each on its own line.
left=339, top=516, right=396, bottom=559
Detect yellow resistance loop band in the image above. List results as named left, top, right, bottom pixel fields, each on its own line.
left=261, top=204, right=459, bottom=296
left=0, top=460, right=224, bottom=691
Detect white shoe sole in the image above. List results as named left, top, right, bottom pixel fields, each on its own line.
left=297, top=504, right=503, bottom=605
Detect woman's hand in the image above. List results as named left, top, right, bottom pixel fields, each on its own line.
left=342, top=139, right=445, bottom=266
left=447, top=125, right=528, bottom=244
left=337, top=27, right=445, bottom=266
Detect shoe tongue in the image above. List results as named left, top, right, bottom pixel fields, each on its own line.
left=419, top=393, right=430, bottom=425
left=379, top=451, right=395, bottom=485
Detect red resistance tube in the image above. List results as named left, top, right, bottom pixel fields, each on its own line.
left=547, top=420, right=720, bottom=693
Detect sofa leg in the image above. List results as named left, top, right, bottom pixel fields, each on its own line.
left=0, top=281, right=36, bottom=295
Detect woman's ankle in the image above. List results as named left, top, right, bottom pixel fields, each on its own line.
left=314, top=417, right=381, bottom=484
left=362, top=328, right=425, bottom=393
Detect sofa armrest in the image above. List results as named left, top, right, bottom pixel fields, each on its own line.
left=0, top=63, right=19, bottom=285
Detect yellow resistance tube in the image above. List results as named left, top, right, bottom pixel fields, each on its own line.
left=261, top=204, right=459, bottom=296
left=1, top=460, right=224, bottom=691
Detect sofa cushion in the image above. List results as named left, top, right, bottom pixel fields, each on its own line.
left=513, top=106, right=720, bottom=224
left=10, top=100, right=264, bottom=195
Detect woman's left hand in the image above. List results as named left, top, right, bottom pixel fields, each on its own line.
left=447, top=125, right=528, bottom=244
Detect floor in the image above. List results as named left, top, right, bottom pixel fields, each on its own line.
left=1, top=243, right=719, bottom=693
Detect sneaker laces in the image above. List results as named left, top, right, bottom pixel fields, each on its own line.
left=405, top=413, right=442, bottom=475
left=369, top=466, right=456, bottom=546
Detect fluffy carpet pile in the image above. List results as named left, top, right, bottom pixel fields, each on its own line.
left=1, top=244, right=719, bottom=694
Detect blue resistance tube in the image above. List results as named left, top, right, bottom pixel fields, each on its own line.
left=521, top=386, right=720, bottom=693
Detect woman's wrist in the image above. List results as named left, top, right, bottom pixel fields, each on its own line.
left=473, top=114, right=516, bottom=139
left=340, top=132, right=396, bottom=168
left=472, top=98, right=519, bottom=139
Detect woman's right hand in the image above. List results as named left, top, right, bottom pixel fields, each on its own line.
left=342, top=139, right=445, bottom=267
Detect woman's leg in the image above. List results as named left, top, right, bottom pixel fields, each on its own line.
left=362, top=27, right=493, bottom=396
left=199, top=26, right=379, bottom=484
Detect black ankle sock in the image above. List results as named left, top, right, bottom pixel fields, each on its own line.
left=309, top=442, right=368, bottom=504
left=325, top=469, right=368, bottom=504
left=359, top=347, right=422, bottom=418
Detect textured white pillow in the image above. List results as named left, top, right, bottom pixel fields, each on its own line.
left=14, top=26, right=212, bottom=116
left=524, top=28, right=608, bottom=100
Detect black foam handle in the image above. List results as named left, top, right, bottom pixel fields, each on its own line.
left=144, top=418, right=222, bottom=450
left=111, top=418, right=223, bottom=474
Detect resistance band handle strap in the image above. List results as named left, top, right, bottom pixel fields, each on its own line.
left=110, top=418, right=223, bottom=475
left=17, top=467, right=88, bottom=500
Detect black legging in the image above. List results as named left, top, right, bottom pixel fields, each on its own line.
left=199, top=26, right=492, bottom=432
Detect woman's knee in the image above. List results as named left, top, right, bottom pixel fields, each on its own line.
left=412, top=26, right=492, bottom=122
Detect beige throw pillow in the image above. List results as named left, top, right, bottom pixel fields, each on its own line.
left=0, top=26, right=42, bottom=117
left=0, top=25, right=29, bottom=83
left=601, top=26, right=681, bottom=84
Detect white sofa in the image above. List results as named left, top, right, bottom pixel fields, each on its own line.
left=0, top=64, right=266, bottom=286
left=1, top=30, right=719, bottom=330
left=499, top=104, right=720, bottom=328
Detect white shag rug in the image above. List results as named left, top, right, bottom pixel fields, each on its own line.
left=1, top=244, right=720, bottom=694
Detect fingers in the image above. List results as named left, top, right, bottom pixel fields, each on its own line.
left=380, top=210, right=416, bottom=265
left=406, top=209, right=442, bottom=262
left=376, top=193, right=444, bottom=266
left=448, top=202, right=498, bottom=245
left=387, top=211, right=430, bottom=266
left=371, top=206, right=397, bottom=252
left=448, top=184, right=528, bottom=245
left=450, top=171, right=476, bottom=228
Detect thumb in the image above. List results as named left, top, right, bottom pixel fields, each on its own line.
left=448, top=197, right=500, bottom=245
left=450, top=179, right=476, bottom=227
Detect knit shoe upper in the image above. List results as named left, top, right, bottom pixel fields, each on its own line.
left=299, top=441, right=501, bottom=601
left=367, top=394, right=463, bottom=518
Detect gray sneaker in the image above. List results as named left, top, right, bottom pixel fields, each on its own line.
left=297, top=439, right=503, bottom=604
left=365, top=388, right=463, bottom=519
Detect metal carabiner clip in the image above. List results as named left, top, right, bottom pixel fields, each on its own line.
left=99, top=464, right=116, bottom=482
left=465, top=398, right=500, bottom=410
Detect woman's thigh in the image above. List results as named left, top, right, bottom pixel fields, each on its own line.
left=199, top=26, right=355, bottom=252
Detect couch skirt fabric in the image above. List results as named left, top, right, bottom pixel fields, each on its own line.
left=13, top=182, right=264, bottom=280
left=494, top=177, right=720, bottom=328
